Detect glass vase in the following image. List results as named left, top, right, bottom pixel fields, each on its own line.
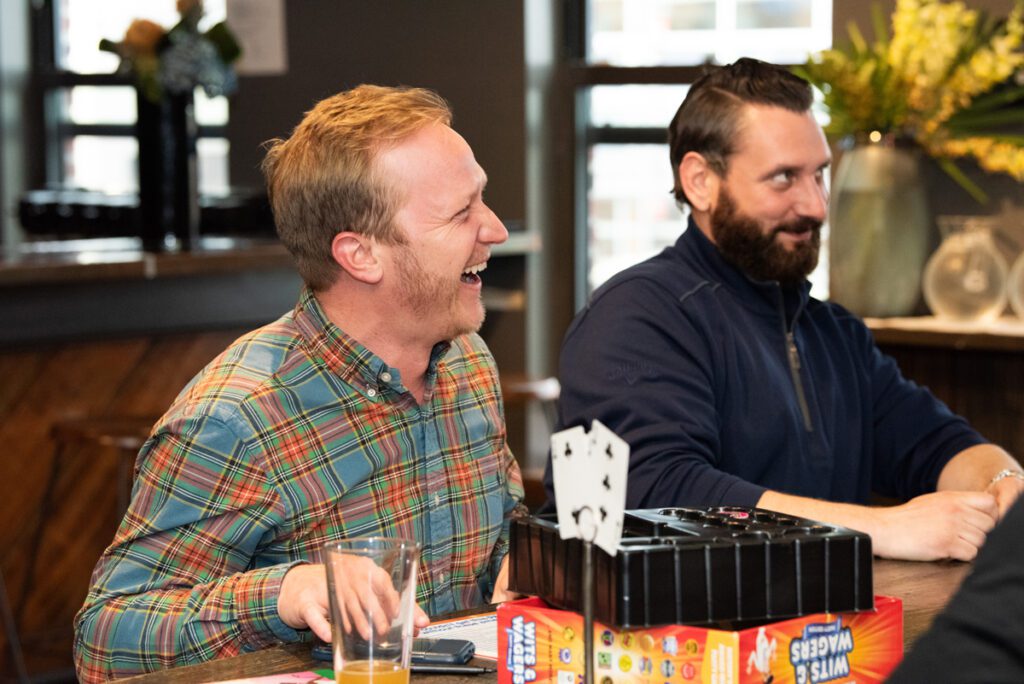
left=136, top=89, right=200, bottom=251
left=829, top=138, right=931, bottom=317
left=922, top=216, right=1008, bottom=322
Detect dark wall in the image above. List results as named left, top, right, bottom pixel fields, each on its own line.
left=226, top=0, right=526, bottom=223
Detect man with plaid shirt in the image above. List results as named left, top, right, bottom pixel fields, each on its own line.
left=74, top=85, right=526, bottom=682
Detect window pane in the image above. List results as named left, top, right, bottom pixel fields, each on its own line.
left=588, top=144, right=681, bottom=291
left=194, top=88, right=228, bottom=126
left=65, top=136, right=138, bottom=194
left=587, top=0, right=831, bottom=66
left=65, top=135, right=231, bottom=197
left=60, top=0, right=227, bottom=73
left=66, top=85, right=226, bottom=127
left=197, top=138, right=230, bottom=195
left=669, top=1, right=716, bottom=30
left=589, top=85, right=690, bottom=128
left=68, top=86, right=137, bottom=124
left=737, top=0, right=813, bottom=29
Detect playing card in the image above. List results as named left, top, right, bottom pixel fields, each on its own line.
left=549, top=426, right=588, bottom=540
left=588, top=419, right=630, bottom=555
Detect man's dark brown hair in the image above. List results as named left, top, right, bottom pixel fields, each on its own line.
left=668, top=57, right=814, bottom=205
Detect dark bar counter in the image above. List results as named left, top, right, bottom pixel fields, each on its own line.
left=0, top=236, right=303, bottom=346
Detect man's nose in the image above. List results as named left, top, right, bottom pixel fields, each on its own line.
left=480, top=205, right=509, bottom=245
left=796, top=177, right=829, bottom=222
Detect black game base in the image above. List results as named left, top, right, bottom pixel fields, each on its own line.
left=508, top=506, right=873, bottom=628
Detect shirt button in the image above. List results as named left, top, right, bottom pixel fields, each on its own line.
left=438, top=572, right=447, bottom=584
left=380, top=371, right=392, bottom=383
left=433, top=494, right=442, bottom=508
left=367, top=388, right=378, bottom=398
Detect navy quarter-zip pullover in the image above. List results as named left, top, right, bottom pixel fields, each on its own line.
left=544, top=218, right=985, bottom=509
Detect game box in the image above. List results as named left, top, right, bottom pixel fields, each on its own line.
left=498, top=595, right=903, bottom=684
left=508, top=507, right=874, bottom=628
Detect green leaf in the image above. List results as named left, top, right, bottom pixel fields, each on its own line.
left=204, top=21, right=242, bottom=65
left=871, top=2, right=889, bottom=50
left=946, top=109, right=1024, bottom=129
left=961, top=84, right=1024, bottom=114
left=937, top=157, right=990, bottom=204
left=847, top=21, right=868, bottom=56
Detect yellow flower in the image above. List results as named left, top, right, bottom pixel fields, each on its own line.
left=798, top=0, right=1024, bottom=199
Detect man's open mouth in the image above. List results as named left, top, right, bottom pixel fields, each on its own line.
left=461, top=261, right=487, bottom=284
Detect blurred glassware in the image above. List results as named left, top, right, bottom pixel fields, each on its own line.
left=923, top=216, right=1008, bottom=322
left=1009, top=251, right=1024, bottom=319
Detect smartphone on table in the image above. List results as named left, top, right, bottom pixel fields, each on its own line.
left=311, top=637, right=476, bottom=665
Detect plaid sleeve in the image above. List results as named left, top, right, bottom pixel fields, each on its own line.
left=73, top=412, right=303, bottom=682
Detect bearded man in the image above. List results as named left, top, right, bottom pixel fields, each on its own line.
left=75, top=85, right=525, bottom=682
left=543, top=58, right=1023, bottom=562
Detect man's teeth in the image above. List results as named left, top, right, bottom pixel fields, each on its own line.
left=463, top=261, right=487, bottom=276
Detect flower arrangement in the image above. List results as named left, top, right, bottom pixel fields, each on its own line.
left=796, top=0, right=1024, bottom=203
left=99, top=0, right=241, bottom=103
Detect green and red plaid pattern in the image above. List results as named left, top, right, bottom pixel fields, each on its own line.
left=73, top=287, right=525, bottom=682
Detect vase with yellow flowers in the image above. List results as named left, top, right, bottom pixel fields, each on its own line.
left=100, top=0, right=241, bottom=250
left=797, top=0, right=1024, bottom=317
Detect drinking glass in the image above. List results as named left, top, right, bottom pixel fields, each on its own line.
left=324, top=538, right=421, bottom=684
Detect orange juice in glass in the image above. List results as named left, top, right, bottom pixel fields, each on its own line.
left=324, top=538, right=420, bottom=684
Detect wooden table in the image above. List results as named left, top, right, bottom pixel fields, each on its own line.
left=121, top=558, right=971, bottom=683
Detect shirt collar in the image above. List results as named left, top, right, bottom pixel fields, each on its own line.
left=679, top=216, right=812, bottom=319
left=292, top=287, right=452, bottom=396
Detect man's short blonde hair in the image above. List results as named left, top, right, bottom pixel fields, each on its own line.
left=262, top=85, right=452, bottom=290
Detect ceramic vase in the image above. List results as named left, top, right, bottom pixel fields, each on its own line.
left=829, top=138, right=931, bottom=317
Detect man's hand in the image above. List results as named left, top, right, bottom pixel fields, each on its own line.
left=490, top=556, right=521, bottom=604
left=278, top=564, right=333, bottom=642
left=278, top=563, right=430, bottom=644
left=758, top=488, right=999, bottom=562
left=986, top=472, right=1024, bottom=518
left=870, top=490, right=999, bottom=561
left=938, top=444, right=1023, bottom=521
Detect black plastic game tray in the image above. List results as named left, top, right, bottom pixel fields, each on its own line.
left=508, top=506, right=873, bottom=628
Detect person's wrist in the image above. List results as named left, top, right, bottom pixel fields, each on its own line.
left=989, top=468, right=1024, bottom=487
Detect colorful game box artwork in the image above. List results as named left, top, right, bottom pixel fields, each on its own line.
left=498, top=596, right=903, bottom=684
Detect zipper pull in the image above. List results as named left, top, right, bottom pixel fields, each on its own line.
left=787, top=333, right=800, bottom=371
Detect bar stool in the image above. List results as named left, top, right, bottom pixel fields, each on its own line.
left=47, top=415, right=156, bottom=515
left=12, top=414, right=156, bottom=679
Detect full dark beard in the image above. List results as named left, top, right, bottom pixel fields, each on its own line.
left=710, top=188, right=821, bottom=286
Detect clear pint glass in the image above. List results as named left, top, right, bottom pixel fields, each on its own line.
left=323, top=538, right=420, bottom=684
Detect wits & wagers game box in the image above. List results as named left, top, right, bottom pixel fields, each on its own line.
left=499, top=507, right=903, bottom=683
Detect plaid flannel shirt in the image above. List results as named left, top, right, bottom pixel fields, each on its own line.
left=73, top=287, right=525, bottom=682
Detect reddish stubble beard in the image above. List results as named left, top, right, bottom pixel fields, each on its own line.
left=392, top=243, right=485, bottom=341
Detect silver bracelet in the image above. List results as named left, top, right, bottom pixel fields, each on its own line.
left=989, top=468, right=1024, bottom=486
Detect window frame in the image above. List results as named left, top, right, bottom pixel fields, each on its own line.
left=31, top=1, right=228, bottom=194
left=568, top=0, right=824, bottom=306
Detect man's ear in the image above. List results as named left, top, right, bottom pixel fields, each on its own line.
left=678, top=151, right=720, bottom=213
left=331, top=232, right=383, bottom=284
